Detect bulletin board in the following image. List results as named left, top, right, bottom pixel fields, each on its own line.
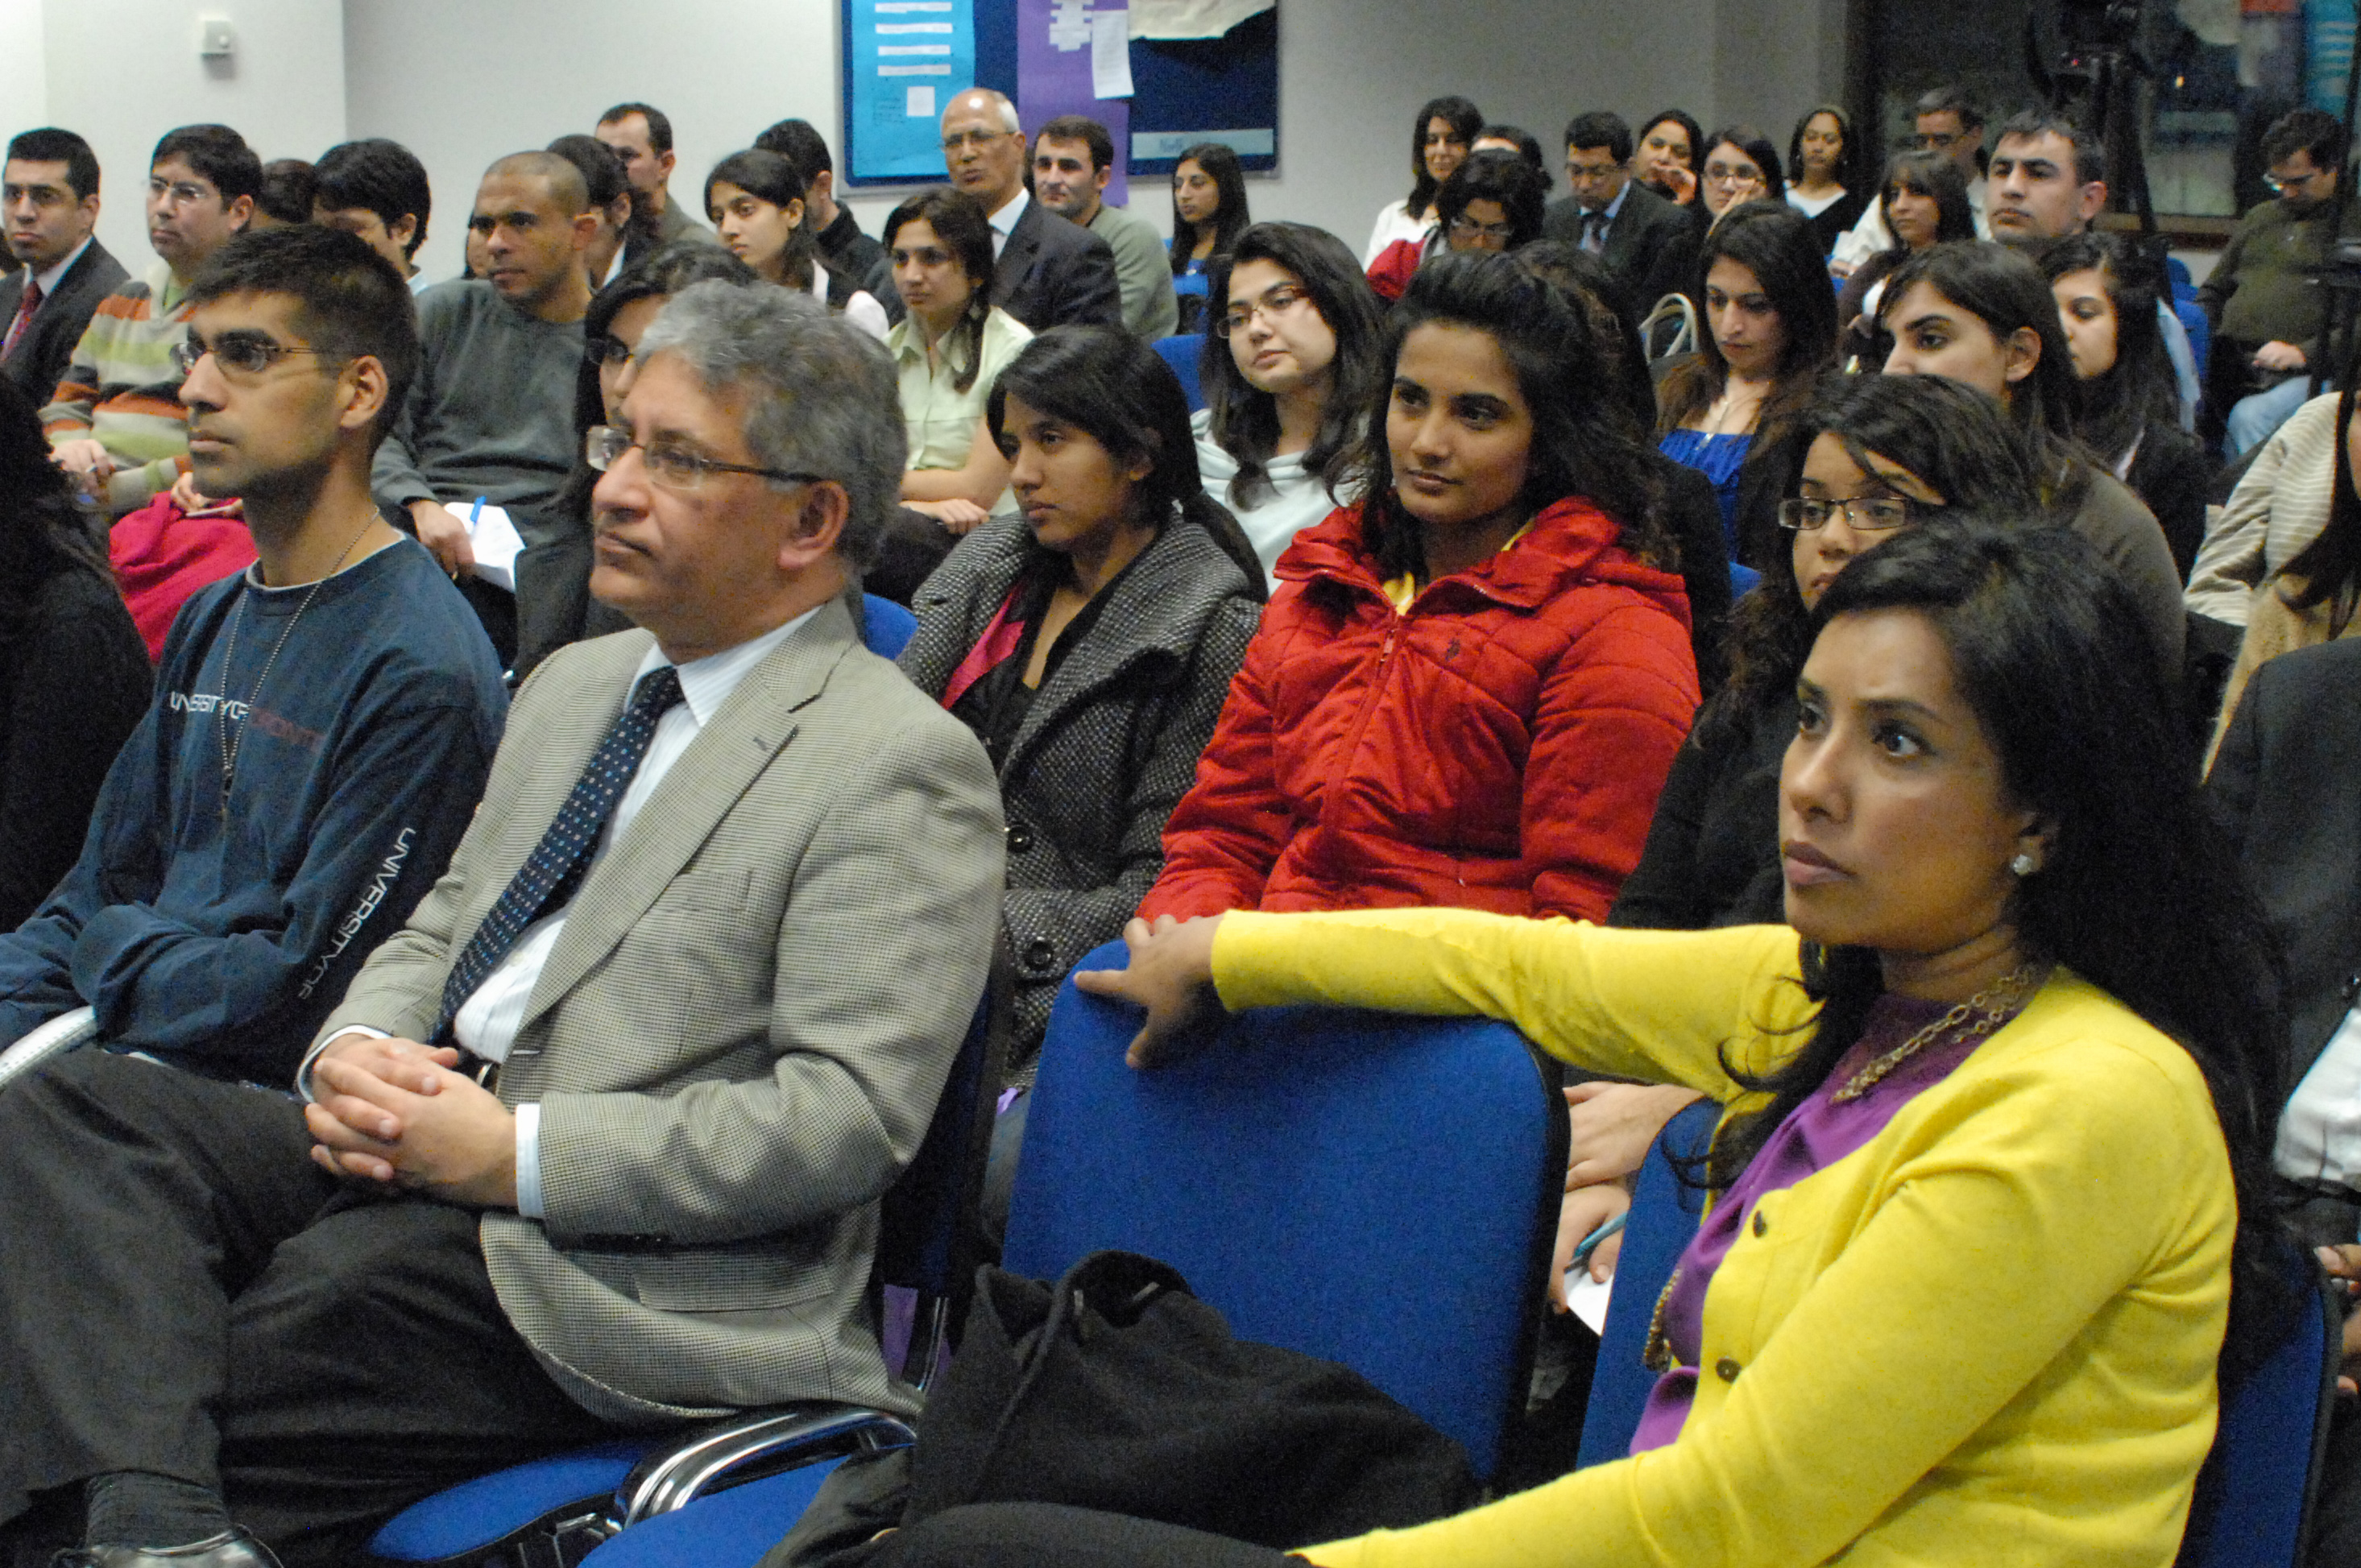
left=841, top=0, right=1279, bottom=189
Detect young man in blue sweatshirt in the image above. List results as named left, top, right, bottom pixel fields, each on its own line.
left=0, top=224, right=507, bottom=1085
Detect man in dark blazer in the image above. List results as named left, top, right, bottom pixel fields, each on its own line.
left=2, top=128, right=128, bottom=402
left=0, top=281, right=1004, bottom=1568
left=1540, top=111, right=1696, bottom=305
left=940, top=88, right=1121, bottom=332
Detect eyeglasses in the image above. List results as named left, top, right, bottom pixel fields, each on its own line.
left=172, top=333, right=342, bottom=379
left=1564, top=162, right=1623, bottom=183
left=940, top=129, right=1014, bottom=154
left=586, top=425, right=827, bottom=494
left=2264, top=169, right=2328, bottom=193
left=1215, top=283, right=1311, bottom=337
left=1778, top=496, right=1916, bottom=532
left=1447, top=216, right=1515, bottom=242
left=1703, top=163, right=1763, bottom=188
left=147, top=178, right=220, bottom=209
left=1912, top=130, right=1967, bottom=151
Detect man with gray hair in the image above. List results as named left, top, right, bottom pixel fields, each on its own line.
left=0, top=280, right=1004, bottom=1568
left=939, top=87, right=1120, bottom=330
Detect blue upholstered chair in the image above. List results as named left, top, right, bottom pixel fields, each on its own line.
left=1153, top=333, right=1207, bottom=414
left=856, top=594, right=917, bottom=660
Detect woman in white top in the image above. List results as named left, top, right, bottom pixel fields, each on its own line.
left=1361, top=95, right=1482, bottom=267
left=884, top=186, right=1034, bottom=536
left=705, top=149, right=891, bottom=340
left=1195, top=222, right=1387, bottom=584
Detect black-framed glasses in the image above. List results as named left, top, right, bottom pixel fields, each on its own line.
left=1447, top=216, right=1514, bottom=242
left=1564, top=161, right=1623, bottom=183
left=1703, top=163, right=1763, bottom=188
left=1778, top=496, right=1915, bottom=532
left=172, top=333, right=341, bottom=379
left=585, top=425, right=827, bottom=494
left=1214, top=283, right=1311, bottom=337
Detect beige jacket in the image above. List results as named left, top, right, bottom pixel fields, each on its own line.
left=2186, top=391, right=2342, bottom=625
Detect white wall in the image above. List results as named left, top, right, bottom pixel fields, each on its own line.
left=0, top=1, right=48, bottom=131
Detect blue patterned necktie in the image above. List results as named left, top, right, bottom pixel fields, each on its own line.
left=433, top=665, right=685, bottom=1041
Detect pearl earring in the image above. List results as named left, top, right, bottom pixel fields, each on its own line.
left=2011, top=853, right=2037, bottom=877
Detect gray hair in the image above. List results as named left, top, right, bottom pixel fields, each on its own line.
left=946, top=89, right=1021, bottom=134
left=635, top=280, right=907, bottom=568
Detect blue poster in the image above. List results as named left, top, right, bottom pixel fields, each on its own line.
left=846, top=0, right=977, bottom=182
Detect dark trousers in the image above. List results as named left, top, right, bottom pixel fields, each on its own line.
left=0, top=1051, right=616, bottom=1566
left=867, top=1504, right=1294, bottom=1567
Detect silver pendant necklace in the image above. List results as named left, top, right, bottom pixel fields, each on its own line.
left=214, top=513, right=377, bottom=816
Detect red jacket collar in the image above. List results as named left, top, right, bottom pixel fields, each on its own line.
left=1277, top=495, right=1687, bottom=614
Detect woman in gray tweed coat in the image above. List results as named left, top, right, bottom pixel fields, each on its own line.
left=898, top=327, right=1267, bottom=1075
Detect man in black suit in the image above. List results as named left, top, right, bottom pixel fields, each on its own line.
left=1540, top=111, right=1695, bottom=305
left=2207, top=635, right=2361, bottom=1568
left=2, top=128, right=129, bottom=402
left=938, top=89, right=1120, bottom=332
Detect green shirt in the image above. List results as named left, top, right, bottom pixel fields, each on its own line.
left=1088, top=202, right=1180, bottom=341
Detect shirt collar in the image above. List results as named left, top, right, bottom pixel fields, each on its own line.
left=989, top=186, right=1029, bottom=238
left=1597, top=181, right=1630, bottom=221
left=31, top=237, right=93, bottom=296
left=630, top=602, right=822, bottom=726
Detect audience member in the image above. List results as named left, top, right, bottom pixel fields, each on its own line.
left=251, top=159, right=316, bottom=230
left=1141, top=252, right=1698, bottom=927
left=512, top=239, right=755, bottom=681
left=0, top=377, right=151, bottom=929
left=1783, top=104, right=1867, bottom=252
left=939, top=88, right=1120, bottom=332
left=1197, top=221, right=1384, bottom=581
left=2199, top=107, right=2360, bottom=457
left=1030, top=114, right=1178, bottom=341
left=1042, top=517, right=2277, bottom=1568
left=1169, top=142, right=1251, bottom=333
left=310, top=138, right=433, bottom=294
left=901, top=325, right=1261, bottom=1070
left=546, top=133, right=636, bottom=290
left=0, top=224, right=507, bottom=1081
left=1836, top=151, right=1975, bottom=354
left=1, top=128, right=126, bottom=403
left=1363, top=94, right=1482, bottom=266
left=1655, top=201, right=1837, bottom=565
left=1472, top=124, right=1546, bottom=176
left=1541, top=111, right=1696, bottom=302
left=594, top=100, right=712, bottom=255
left=43, top=124, right=256, bottom=518
left=1366, top=148, right=1546, bottom=302
left=2203, top=377, right=2361, bottom=764
left=1984, top=108, right=2106, bottom=246
left=1634, top=109, right=1705, bottom=208
left=1830, top=84, right=1990, bottom=275
left=2187, top=389, right=2343, bottom=626
left=753, top=118, right=896, bottom=312
left=373, top=151, right=599, bottom=660
left=2037, top=230, right=2212, bottom=577
left=1696, top=125, right=1787, bottom=228
left=883, top=186, right=1032, bottom=548
left=1878, top=239, right=2185, bottom=669
left=704, top=149, right=889, bottom=338
left=0, top=278, right=1000, bottom=1566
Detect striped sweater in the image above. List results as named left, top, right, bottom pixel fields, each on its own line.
left=40, top=260, right=193, bottom=515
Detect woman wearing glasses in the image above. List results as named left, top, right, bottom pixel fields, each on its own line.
left=1363, top=96, right=1485, bottom=266
left=1170, top=143, right=1253, bottom=335
left=1195, top=223, right=1388, bottom=585
left=1696, top=126, right=1787, bottom=230
left=1364, top=151, right=1547, bottom=303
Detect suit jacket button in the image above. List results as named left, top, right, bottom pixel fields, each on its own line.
left=1024, top=938, right=1057, bottom=971
left=1714, top=1356, right=1742, bottom=1383
left=1008, top=827, right=1035, bottom=853
left=1750, top=1209, right=1767, bottom=1238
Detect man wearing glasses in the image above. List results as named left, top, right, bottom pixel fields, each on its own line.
left=2199, top=108, right=2361, bottom=456
left=1542, top=110, right=1696, bottom=299
left=938, top=87, right=1120, bottom=331
left=40, top=124, right=257, bottom=518
left=0, top=276, right=999, bottom=1568
left=1829, top=87, right=1991, bottom=277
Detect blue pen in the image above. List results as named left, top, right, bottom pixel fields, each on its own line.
left=468, top=494, right=486, bottom=529
left=1568, top=1210, right=1628, bottom=1272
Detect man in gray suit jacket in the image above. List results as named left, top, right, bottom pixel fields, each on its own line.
left=0, top=282, right=1003, bottom=1568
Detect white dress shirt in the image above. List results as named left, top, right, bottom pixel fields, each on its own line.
left=987, top=187, right=1029, bottom=260
left=2276, top=1000, right=2361, bottom=1193
left=325, top=607, right=818, bottom=1217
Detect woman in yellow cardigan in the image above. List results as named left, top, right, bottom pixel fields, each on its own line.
left=868, top=519, right=2284, bottom=1567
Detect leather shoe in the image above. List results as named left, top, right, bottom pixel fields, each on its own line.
left=53, top=1529, right=283, bottom=1568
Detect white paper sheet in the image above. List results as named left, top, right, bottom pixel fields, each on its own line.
left=1090, top=10, right=1135, bottom=97
left=1561, top=1267, right=1614, bottom=1336
left=1128, top=0, right=1271, bottom=39
left=463, top=503, right=524, bottom=592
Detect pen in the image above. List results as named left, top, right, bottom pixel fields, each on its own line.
left=468, top=494, right=486, bottom=528
left=1568, top=1210, right=1627, bottom=1272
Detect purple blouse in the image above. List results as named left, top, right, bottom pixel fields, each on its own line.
left=1630, top=991, right=1988, bottom=1454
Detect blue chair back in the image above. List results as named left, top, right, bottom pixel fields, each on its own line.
left=859, top=594, right=918, bottom=660
left=1576, top=1097, right=1717, bottom=1470
left=2174, top=1236, right=2342, bottom=1566
left=1001, top=941, right=1564, bottom=1481
left=2173, top=293, right=2212, bottom=390
left=1154, top=333, right=1207, bottom=414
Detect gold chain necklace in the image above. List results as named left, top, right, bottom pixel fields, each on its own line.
left=1639, top=962, right=2047, bottom=1375
left=214, top=513, right=377, bottom=816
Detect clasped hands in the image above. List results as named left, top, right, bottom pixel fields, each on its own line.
left=304, top=1032, right=520, bottom=1208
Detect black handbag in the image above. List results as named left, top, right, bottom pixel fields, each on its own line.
left=762, top=1251, right=1479, bottom=1567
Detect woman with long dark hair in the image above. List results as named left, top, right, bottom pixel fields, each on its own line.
left=1696, top=125, right=1787, bottom=229
left=1169, top=143, right=1251, bottom=334
left=1636, top=109, right=1705, bottom=207
left=1365, top=150, right=1549, bottom=304
left=1836, top=151, right=1977, bottom=357
left=1363, top=95, right=1483, bottom=264
left=1878, top=238, right=2185, bottom=672
left=898, top=326, right=1262, bottom=1068
left=1783, top=104, right=1868, bottom=253
left=993, top=519, right=2282, bottom=1568
left=1655, top=201, right=1837, bottom=566
left=704, top=148, right=889, bottom=337
left=0, top=378, right=150, bottom=929
left=1195, top=222, right=1386, bottom=583
left=2036, top=230, right=2213, bottom=578
left=1141, top=251, right=1699, bottom=929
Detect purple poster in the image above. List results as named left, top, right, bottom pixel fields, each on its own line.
left=1015, top=0, right=1131, bottom=206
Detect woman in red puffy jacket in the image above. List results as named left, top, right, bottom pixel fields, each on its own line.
left=1141, top=251, right=1700, bottom=926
